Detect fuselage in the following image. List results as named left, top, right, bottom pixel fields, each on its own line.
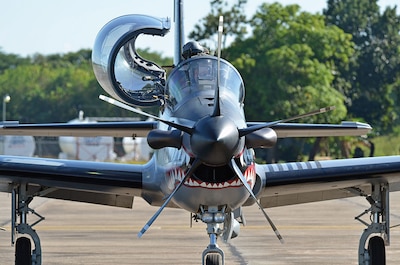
left=152, top=55, right=256, bottom=213
left=90, top=14, right=263, bottom=213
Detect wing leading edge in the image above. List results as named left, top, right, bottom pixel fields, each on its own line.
left=0, top=155, right=150, bottom=208
left=257, top=156, right=400, bottom=208
left=0, top=120, right=370, bottom=138
left=248, top=121, right=372, bottom=138
left=0, top=121, right=157, bottom=137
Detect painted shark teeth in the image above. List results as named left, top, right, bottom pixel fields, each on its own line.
left=166, top=163, right=256, bottom=190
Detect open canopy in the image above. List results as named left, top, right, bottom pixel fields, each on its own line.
left=92, top=14, right=170, bottom=107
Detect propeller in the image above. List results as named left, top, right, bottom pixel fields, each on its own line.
left=229, top=160, right=284, bottom=243
left=99, top=94, right=193, bottom=135
left=98, top=14, right=335, bottom=241
left=100, top=88, right=333, bottom=242
left=211, top=15, right=223, bottom=117
left=239, top=106, right=335, bottom=137
left=138, top=158, right=202, bottom=238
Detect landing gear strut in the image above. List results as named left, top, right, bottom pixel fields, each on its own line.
left=200, top=206, right=225, bottom=265
left=12, top=183, right=45, bottom=265
left=194, top=205, right=244, bottom=265
left=352, top=183, right=389, bottom=265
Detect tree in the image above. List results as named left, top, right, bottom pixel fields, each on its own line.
left=0, top=49, right=29, bottom=74
left=324, top=0, right=400, bottom=133
left=220, top=3, right=356, bottom=161
left=0, top=59, right=98, bottom=122
left=0, top=49, right=172, bottom=123
left=227, top=3, right=351, bottom=124
left=188, top=0, right=248, bottom=51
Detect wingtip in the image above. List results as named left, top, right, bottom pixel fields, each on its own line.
left=341, top=121, right=373, bottom=131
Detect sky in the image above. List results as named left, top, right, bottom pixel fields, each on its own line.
left=0, top=0, right=398, bottom=58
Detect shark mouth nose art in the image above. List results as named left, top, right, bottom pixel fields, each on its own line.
left=166, top=163, right=256, bottom=190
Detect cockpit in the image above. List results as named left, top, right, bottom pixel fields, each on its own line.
left=166, top=56, right=245, bottom=108
left=91, top=14, right=245, bottom=110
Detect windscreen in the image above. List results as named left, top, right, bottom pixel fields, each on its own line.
left=166, top=56, right=245, bottom=107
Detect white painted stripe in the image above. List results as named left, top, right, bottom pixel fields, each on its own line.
left=4, top=158, right=64, bottom=167
left=281, top=163, right=289, bottom=171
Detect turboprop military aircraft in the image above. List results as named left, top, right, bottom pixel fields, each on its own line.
left=1, top=1, right=400, bottom=264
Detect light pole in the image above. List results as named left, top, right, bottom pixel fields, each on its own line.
left=3, top=94, right=10, bottom=121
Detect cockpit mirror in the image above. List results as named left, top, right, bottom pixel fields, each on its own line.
left=92, top=15, right=170, bottom=107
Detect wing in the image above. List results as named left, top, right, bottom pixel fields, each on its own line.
left=247, top=121, right=372, bottom=138
left=256, top=156, right=400, bottom=208
left=0, top=155, right=153, bottom=208
left=0, top=121, right=157, bottom=137
left=0, top=120, right=171, bottom=209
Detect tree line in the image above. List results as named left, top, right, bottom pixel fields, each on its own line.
left=0, top=0, right=399, bottom=161
left=191, top=0, right=400, bottom=161
left=0, top=49, right=170, bottom=123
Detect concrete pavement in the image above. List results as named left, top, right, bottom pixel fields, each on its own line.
left=0, top=192, right=400, bottom=264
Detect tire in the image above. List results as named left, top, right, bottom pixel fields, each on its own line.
left=15, top=237, right=32, bottom=265
left=205, top=253, right=222, bottom=265
left=368, top=236, right=386, bottom=265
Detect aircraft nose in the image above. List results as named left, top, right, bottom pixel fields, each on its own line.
left=190, top=116, right=242, bottom=166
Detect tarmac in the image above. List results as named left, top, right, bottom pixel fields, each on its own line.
left=0, top=192, right=400, bottom=264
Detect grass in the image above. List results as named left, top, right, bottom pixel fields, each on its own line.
left=353, top=125, right=400, bottom=157
left=371, top=134, right=400, bottom=156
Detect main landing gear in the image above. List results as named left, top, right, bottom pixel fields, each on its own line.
left=11, top=183, right=46, bottom=265
left=350, top=183, right=389, bottom=265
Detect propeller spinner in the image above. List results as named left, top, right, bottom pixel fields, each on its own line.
left=191, top=115, right=243, bottom=166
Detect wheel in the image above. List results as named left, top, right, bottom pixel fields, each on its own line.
left=15, top=237, right=32, bottom=265
left=205, top=253, right=222, bottom=265
left=368, top=236, right=386, bottom=265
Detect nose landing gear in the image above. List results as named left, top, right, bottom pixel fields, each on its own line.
left=199, top=206, right=226, bottom=265
left=202, top=231, right=224, bottom=265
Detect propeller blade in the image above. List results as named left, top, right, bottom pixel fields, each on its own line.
left=217, top=16, right=223, bottom=60
left=99, top=94, right=193, bottom=135
left=211, top=16, right=224, bottom=117
left=229, top=160, right=284, bottom=244
left=137, top=158, right=202, bottom=238
left=239, top=106, right=335, bottom=137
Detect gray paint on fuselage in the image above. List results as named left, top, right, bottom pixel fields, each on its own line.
left=145, top=56, right=251, bottom=212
